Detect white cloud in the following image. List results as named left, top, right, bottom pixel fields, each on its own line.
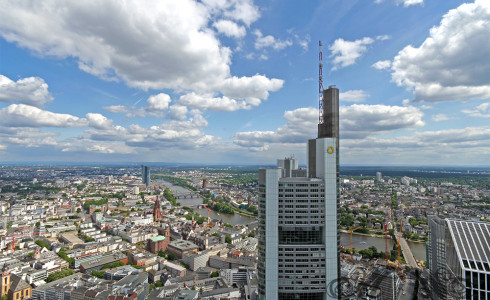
left=0, top=104, right=86, bottom=128
left=462, top=102, right=490, bottom=118
left=167, top=105, right=188, bottom=120
left=0, top=75, right=53, bottom=107
left=103, top=105, right=128, bottom=114
left=431, top=113, right=451, bottom=122
left=329, top=37, right=374, bottom=70
left=147, top=93, right=171, bottom=111
left=254, top=30, right=292, bottom=51
left=374, top=0, right=423, bottom=6
left=0, top=128, right=59, bottom=148
left=233, top=104, right=424, bottom=149
left=86, top=113, right=114, bottom=129
left=0, top=0, right=281, bottom=104
left=203, top=0, right=260, bottom=27
left=340, top=90, right=369, bottom=102
left=372, top=60, right=392, bottom=70
left=213, top=20, right=246, bottom=38
left=396, top=0, right=423, bottom=7
left=391, top=0, right=490, bottom=102
left=84, top=110, right=218, bottom=150
left=178, top=92, right=251, bottom=111
left=295, top=34, right=311, bottom=51
left=376, top=35, right=391, bottom=41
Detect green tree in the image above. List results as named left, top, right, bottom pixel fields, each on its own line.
left=91, top=270, right=105, bottom=279
left=210, top=271, right=220, bottom=278
left=155, top=281, right=163, bottom=287
left=157, top=250, right=167, bottom=258
left=248, top=232, right=255, bottom=238
left=167, top=253, right=177, bottom=261
left=225, top=235, right=232, bottom=244
left=47, top=269, right=74, bottom=282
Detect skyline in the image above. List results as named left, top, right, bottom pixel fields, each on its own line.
left=0, top=0, right=489, bottom=166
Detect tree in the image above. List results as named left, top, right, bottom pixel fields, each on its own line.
left=167, top=253, right=177, bottom=261
left=149, top=284, right=155, bottom=292
left=225, top=236, right=232, bottom=244
left=248, top=232, right=255, bottom=238
left=157, top=250, right=167, bottom=258
left=91, top=270, right=105, bottom=279
left=155, top=281, right=163, bottom=287
left=76, top=208, right=81, bottom=214
left=47, top=269, right=74, bottom=282
left=210, top=271, right=220, bottom=278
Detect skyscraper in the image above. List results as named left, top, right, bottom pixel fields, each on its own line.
left=141, top=165, right=150, bottom=186
left=258, top=85, right=340, bottom=300
left=428, top=216, right=490, bottom=299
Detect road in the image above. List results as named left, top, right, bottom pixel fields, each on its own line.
left=399, top=237, right=418, bottom=268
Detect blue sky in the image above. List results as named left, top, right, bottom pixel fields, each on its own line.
left=0, top=0, right=489, bottom=166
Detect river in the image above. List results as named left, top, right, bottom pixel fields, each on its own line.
left=157, top=179, right=256, bottom=225
left=341, top=233, right=426, bottom=261
left=157, top=180, right=426, bottom=260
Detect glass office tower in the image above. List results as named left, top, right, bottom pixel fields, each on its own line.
left=258, top=86, right=340, bottom=300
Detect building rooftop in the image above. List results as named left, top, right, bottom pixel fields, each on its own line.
left=149, top=235, right=166, bottom=242
left=447, top=219, right=490, bottom=272
left=169, top=240, right=199, bottom=251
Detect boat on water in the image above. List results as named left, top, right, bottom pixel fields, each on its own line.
left=360, top=241, right=367, bottom=244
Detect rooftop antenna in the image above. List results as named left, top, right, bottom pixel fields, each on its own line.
left=319, top=40, right=324, bottom=124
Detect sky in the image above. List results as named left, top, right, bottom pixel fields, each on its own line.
left=0, top=0, right=489, bottom=166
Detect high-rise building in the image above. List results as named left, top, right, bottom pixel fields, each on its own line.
left=258, top=85, right=340, bottom=300
left=376, top=172, right=382, bottom=182
left=428, top=216, right=490, bottom=299
left=141, top=165, right=150, bottom=186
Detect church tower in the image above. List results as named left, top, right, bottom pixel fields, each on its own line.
left=1, top=263, right=10, bottom=297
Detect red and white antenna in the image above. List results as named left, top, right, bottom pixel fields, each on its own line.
left=319, top=40, right=324, bottom=124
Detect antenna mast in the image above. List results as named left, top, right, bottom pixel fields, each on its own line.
left=319, top=40, right=324, bottom=124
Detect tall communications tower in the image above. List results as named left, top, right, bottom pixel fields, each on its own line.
left=258, top=40, right=340, bottom=300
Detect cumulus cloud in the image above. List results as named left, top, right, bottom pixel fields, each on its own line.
left=167, top=105, right=188, bottom=120
left=84, top=111, right=218, bottom=150
left=340, top=90, right=369, bottom=102
left=372, top=60, right=392, bottom=70
left=213, top=20, right=246, bottom=38
left=0, top=104, right=86, bottom=128
left=0, top=128, right=59, bottom=148
left=147, top=93, right=171, bottom=111
left=391, top=0, right=490, bottom=102
left=462, top=102, right=490, bottom=118
left=86, top=113, right=114, bottom=129
left=202, top=0, right=260, bottom=26
left=0, top=0, right=281, bottom=103
left=233, top=104, right=424, bottom=149
left=0, top=75, right=53, bottom=107
left=178, top=93, right=251, bottom=111
left=254, top=30, right=292, bottom=51
left=329, top=37, right=374, bottom=70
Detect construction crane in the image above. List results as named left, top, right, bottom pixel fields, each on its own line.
left=347, top=226, right=362, bottom=263
left=205, top=205, right=211, bottom=228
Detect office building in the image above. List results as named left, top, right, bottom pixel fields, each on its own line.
left=376, top=172, right=382, bottom=182
left=258, top=85, right=340, bottom=300
left=141, top=165, right=150, bottom=186
left=428, top=216, right=490, bottom=299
